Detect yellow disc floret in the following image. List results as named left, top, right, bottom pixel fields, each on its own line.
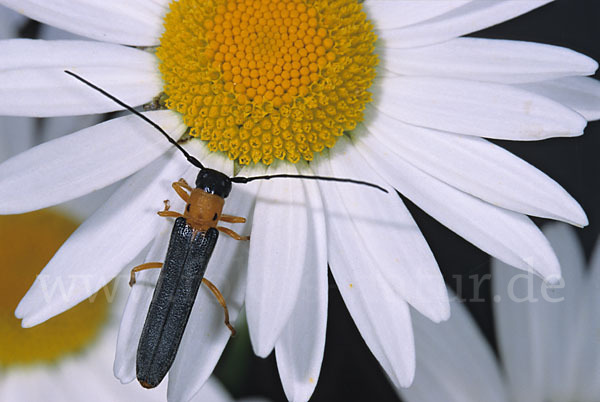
left=0, top=210, right=110, bottom=367
left=158, top=0, right=377, bottom=165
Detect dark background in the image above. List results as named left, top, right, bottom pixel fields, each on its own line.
left=216, top=1, right=600, bottom=401
left=14, top=1, right=600, bottom=400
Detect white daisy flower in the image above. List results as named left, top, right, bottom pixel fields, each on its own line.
left=399, top=223, right=600, bottom=402
left=0, top=1, right=598, bottom=401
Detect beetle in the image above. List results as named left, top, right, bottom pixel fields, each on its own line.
left=65, top=70, right=387, bottom=389
left=130, top=169, right=244, bottom=388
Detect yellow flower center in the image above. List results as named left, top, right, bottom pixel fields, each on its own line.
left=158, top=0, right=377, bottom=165
left=0, top=210, right=110, bottom=367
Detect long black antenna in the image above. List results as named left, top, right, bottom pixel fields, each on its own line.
left=65, top=70, right=387, bottom=193
left=64, top=70, right=204, bottom=169
left=231, top=174, right=388, bottom=193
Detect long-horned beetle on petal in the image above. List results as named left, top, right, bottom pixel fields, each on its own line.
left=65, top=70, right=387, bottom=389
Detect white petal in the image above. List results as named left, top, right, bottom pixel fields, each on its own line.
left=275, top=173, right=328, bottom=402
left=518, top=76, right=600, bottom=121
left=382, top=37, right=597, bottom=84
left=354, top=132, right=560, bottom=280
left=377, top=0, right=554, bottom=48
left=34, top=115, right=123, bottom=218
left=492, top=224, right=585, bottom=401
left=189, top=377, right=235, bottom=402
left=0, top=110, right=185, bottom=214
left=399, top=299, right=508, bottom=402
left=374, top=76, right=586, bottom=140
left=539, top=224, right=587, bottom=400
left=364, top=107, right=587, bottom=226
left=317, top=163, right=416, bottom=387
left=0, top=5, right=26, bottom=39
left=38, top=20, right=89, bottom=41
left=493, top=265, right=544, bottom=401
left=0, top=368, right=67, bottom=400
left=0, top=40, right=154, bottom=72
left=577, top=235, right=600, bottom=400
left=0, top=116, right=35, bottom=162
left=110, top=376, right=169, bottom=402
left=80, top=321, right=170, bottom=401
left=364, top=0, right=472, bottom=30
left=168, top=166, right=258, bottom=402
left=0, top=0, right=168, bottom=45
left=246, top=163, right=309, bottom=357
left=0, top=39, right=161, bottom=116
left=57, top=334, right=170, bottom=402
left=59, top=182, right=122, bottom=223
left=314, top=137, right=449, bottom=322
left=15, top=151, right=189, bottom=327
left=39, top=114, right=102, bottom=143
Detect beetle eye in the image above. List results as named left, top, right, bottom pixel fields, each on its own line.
left=213, top=213, right=218, bottom=221
left=186, top=204, right=190, bottom=212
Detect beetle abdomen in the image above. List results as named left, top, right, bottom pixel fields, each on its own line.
left=136, top=217, right=219, bottom=388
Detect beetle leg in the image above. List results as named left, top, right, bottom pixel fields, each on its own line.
left=129, top=262, right=163, bottom=287
left=158, top=211, right=184, bottom=218
left=202, top=278, right=236, bottom=336
left=171, top=181, right=191, bottom=203
left=157, top=199, right=184, bottom=218
left=219, top=214, right=246, bottom=223
left=176, top=178, right=192, bottom=191
left=217, top=226, right=250, bottom=241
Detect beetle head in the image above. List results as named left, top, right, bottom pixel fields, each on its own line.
left=195, top=168, right=232, bottom=198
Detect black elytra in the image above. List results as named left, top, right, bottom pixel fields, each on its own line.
left=136, top=218, right=219, bottom=388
